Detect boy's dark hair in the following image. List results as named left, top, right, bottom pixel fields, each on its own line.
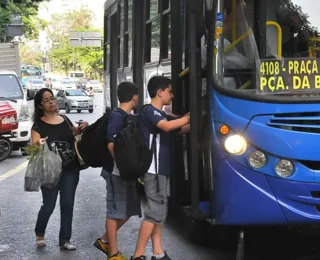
left=147, top=76, right=172, bottom=99
left=117, top=81, right=139, bottom=103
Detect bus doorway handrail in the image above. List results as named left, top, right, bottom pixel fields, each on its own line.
left=227, top=21, right=282, bottom=57
left=308, top=38, right=320, bottom=57
left=179, top=21, right=282, bottom=78
left=266, top=21, right=282, bottom=57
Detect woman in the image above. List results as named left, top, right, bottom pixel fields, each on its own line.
left=31, top=88, right=88, bottom=250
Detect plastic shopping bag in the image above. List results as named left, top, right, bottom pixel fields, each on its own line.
left=24, top=143, right=62, bottom=191
left=24, top=149, right=43, bottom=192
left=40, top=143, right=62, bottom=188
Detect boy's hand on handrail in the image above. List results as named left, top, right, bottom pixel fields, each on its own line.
left=179, top=124, right=190, bottom=135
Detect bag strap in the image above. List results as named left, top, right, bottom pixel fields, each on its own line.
left=61, top=114, right=73, bottom=131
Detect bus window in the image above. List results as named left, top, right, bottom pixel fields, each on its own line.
left=214, top=0, right=320, bottom=99
left=145, top=0, right=161, bottom=63
left=266, top=0, right=315, bottom=58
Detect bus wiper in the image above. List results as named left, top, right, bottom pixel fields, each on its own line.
left=0, top=97, right=17, bottom=103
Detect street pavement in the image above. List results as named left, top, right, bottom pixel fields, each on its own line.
left=0, top=93, right=224, bottom=260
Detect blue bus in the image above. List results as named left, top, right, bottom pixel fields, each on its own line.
left=103, top=0, right=320, bottom=248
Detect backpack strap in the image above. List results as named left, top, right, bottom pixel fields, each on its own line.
left=140, top=104, right=160, bottom=190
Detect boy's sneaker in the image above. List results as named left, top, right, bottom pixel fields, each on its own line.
left=109, top=252, right=128, bottom=260
left=130, top=256, right=147, bottom=260
left=93, top=238, right=110, bottom=256
left=151, top=252, right=171, bottom=260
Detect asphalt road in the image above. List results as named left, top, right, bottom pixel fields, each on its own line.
left=2, top=93, right=320, bottom=260
left=0, top=93, right=224, bottom=260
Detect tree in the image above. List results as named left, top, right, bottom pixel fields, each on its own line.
left=20, top=43, right=42, bottom=66
left=0, top=0, right=47, bottom=41
left=47, top=6, right=103, bottom=78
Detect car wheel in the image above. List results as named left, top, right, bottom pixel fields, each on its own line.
left=77, top=110, right=81, bottom=113
left=89, top=109, right=93, bottom=113
left=65, top=104, right=71, bottom=113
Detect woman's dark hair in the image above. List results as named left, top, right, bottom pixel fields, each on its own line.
left=33, top=88, right=54, bottom=122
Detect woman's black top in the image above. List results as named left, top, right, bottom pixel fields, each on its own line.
left=31, top=116, right=79, bottom=171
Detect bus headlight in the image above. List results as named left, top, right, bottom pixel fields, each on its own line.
left=224, top=135, right=247, bottom=155
left=249, top=150, right=266, bottom=168
left=275, top=159, right=294, bottom=178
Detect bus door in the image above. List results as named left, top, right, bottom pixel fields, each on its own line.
left=171, top=0, right=214, bottom=220
left=110, top=11, right=120, bottom=108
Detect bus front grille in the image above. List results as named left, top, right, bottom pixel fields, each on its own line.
left=267, top=112, right=320, bottom=133
left=299, top=161, right=320, bottom=171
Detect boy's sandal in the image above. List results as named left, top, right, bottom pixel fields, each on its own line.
left=60, top=242, right=76, bottom=250
left=36, top=237, right=46, bottom=248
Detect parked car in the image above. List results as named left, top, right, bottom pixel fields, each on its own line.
left=86, top=80, right=103, bottom=93
left=0, top=70, right=32, bottom=156
left=56, top=89, right=94, bottom=113
left=25, top=78, right=46, bottom=100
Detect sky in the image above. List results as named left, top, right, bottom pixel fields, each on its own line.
left=291, top=0, right=320, bottom=30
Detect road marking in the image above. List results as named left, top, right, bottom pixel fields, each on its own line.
left=0, top=161, right=28, bottom=182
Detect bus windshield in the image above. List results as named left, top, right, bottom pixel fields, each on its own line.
left=215, top=0, right=320, bottom=100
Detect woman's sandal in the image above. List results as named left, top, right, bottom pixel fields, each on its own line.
left=60, top=242, right=76, bottom=250
left=36, top=236, right=46, bottom=248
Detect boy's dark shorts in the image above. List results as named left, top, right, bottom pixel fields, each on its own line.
left=143, top=173, right=170, bottom=224
left=101, top=169, right=141, bottom=219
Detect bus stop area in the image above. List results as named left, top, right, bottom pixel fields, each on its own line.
left=2, top=159, right=320, bottom=260
left=0, top=166, right=224, bottom=260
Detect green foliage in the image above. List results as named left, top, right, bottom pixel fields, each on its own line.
left=20, top=43, right=42, bottom=66
left=23, top=143, right=42, bottom=161
left=0, top=0, right=47, bottom=41
left=48, top=6, right=103, bottom=79
left=0, top=7, right=11, bottom=39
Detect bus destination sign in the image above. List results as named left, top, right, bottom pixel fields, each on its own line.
left=257, top=58, right=320, bottom=94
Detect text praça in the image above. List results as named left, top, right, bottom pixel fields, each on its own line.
left=259, top=59, right=320, bottom=93
left=260, top=60, right=319, bottom=76
left=260, top=75, right=320, bottom=92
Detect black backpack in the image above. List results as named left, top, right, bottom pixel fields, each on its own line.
left=77, top=107, right=113, bottom=168
left=114, top=105, right=156, bottom=181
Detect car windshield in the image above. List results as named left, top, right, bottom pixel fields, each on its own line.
left=31, top=80, right=43, bottom=84
left=90, top=80, right=100, bottom=84
left=61, top=80, right=71, bottom=84
left=65, top=90, right=87, bottom=96
left=213, top=0, right=320, bottom=100
left=0, top=75, right=23, bottom=99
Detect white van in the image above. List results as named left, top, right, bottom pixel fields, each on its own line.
left=0, top=70, right=32, bottom=155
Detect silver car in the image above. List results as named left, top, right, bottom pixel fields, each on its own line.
left=56, top=89, right=94, bottom=113
left=25, top=78, right=46, bottom=99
